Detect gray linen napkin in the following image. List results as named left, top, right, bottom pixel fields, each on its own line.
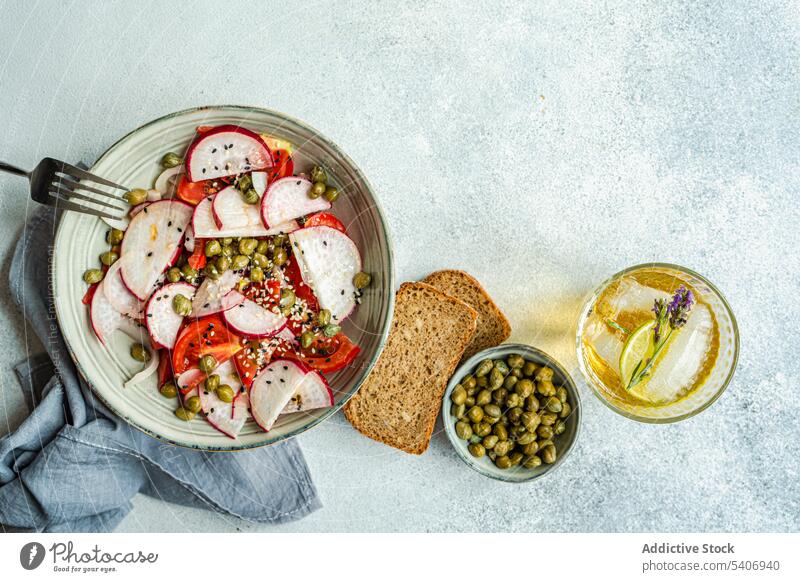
left=0, top=207, right=321, bottom=532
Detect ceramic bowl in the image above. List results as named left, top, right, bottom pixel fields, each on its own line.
left=442, top=344, right=581, bottom=482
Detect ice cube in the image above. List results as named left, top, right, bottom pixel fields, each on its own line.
left=584, top=317, right=623, bottom=375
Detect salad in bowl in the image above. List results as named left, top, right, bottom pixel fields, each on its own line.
left=79, top=121, right=375, bottom=441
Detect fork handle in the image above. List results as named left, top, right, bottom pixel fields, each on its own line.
left=0, top=161, right=30, bottom=178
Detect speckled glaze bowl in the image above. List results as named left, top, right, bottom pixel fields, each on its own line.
left=52, top=105, right=395, bottom=451
left=442, top=344, right=581, bottom=483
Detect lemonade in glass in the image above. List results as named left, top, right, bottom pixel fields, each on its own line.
left=576, top=264, right=739, bottom=422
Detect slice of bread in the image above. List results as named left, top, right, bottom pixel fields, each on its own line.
left=344, top=282, right=477, bottom=455
left=422, top=270, right=511, bottom=360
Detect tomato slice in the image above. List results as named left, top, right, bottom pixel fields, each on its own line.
left=172, top=315, right=242, bottom=374
left=297, top=333, right=360, bottom=374
left=304, top=212, right=346, bottom=233
left=267, top=149, right=294, bottom=182
left=187, top=240, right=207, bottom=270
left=177, top=175, right=228, bottom=204
left=243, top=278, right=281, bottom=309
left=283, top=253, right=319, bottom=312
left=157, top=349, right=174, bottom=388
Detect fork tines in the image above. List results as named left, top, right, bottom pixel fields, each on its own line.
left=45, top=159, right=129, bottom=220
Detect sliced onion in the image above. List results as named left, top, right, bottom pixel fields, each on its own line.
left=154, top=165, right=185, bottom=197
left=124, top=345, right=159, bottom=389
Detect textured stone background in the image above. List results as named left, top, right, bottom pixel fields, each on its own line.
left=0, top=0, right=798, bottom=532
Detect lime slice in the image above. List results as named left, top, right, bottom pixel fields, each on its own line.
left=619, top=321, right=656, bottom=388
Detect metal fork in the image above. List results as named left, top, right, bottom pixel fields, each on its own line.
left=0, top=158, right=129, bottom=220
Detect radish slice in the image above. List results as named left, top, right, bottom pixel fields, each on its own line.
left=289, top=226, right=362, bottom=322
left=212, top=186, right=265, bottom=231
left=190, top=271, right=242, bottom=317
left=144, top=282, right=196, bottom=349
left=103, top=259, right=144, bottom=319
left=221, top=291, right=286, bottom=338
left=251, top=171, right=268, bottom=196
left=192, top=195, right=299, bottom=238
left=124, top=347, right=159, bottom=389
left=154, top=165, right=184, bottom=195
left=249, top=359, right=307, bottom=432
left=177, top=368, right=204, bottom=397
left=261, top=177, right=330, bottom=227
left=120, top=200, right=193, bottom=300
left=281, top=369, right=334, bottom=414
left=199, top=360, right=247, bottom=438
left=182, top=225, right=195, bottom=253
left=90, top=279, right=142, bottom=345
left=146, top=189, right=162, bottom=202
left=185, top=125, right=273, bottom=182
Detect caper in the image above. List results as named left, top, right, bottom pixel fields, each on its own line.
left=465, top=396, right=475, bottom=407
left=160, top=152, right=182, bottom=169
left=537, top=380, right=556, bottom=397
left=256, top=240, right=269, bottom=255
left=475, top=359, right=493, bottom=377
left=455, top=421, right=472, bottom=440
left=515, top=379, right=535, bottom=398
left=482, top=435, right=499, bottom=450
left=316, top=309, right=332, bottom=327
left=467, top=406, right=484, bottom=423
left=323, top=324, right=341, bottom=338
left=489, top=367, right=504, bottom=389
left=507, top=354, right=525, bottom=369
left=221, top=245, right=234, bottom=258
left=239, top=238, right=258, bottom=255
left=130, top=343, right=150, bottom=363
left=484, top=404, right=502, bottom=418
left=545, top=396, right=563, bottom=413
left=510, top=424, right=527, bottom=438
left=221, top=237, right=233, bottom=246
left=205, top=240, right=222, bottom=257
left=507, top=407, right=523, bottom=424
left=523, top=455, right=542, bottom=469
left=493, top=360, right=510, bottom=376
left=521, top=441, right=539, bottom=456
left=509, top=452, right=524, bottom=466
left=538, top=439, right=554, bottom=449
left=290, top=331, right=310, bottom=351
left=83, top=269, right=104, bottom=284
left=172, top=293, right=192, bottom=316
left=323, top=186, right=339, bottom=202
left=165, top=267, right=181, bottom=283
left=560, top=401, right=572, bottom=419
left=511, top=367, right=523, bottom=378
left=237, top=174, right=253, bottom=192
left=272, top=247, right=288, bottom=266
left=309, top=182, right=326, bottom=199
left=215, top=255, right=230, bottom=272
left=451, top=385, right=467, bottom=406
left=310, top=166, right=327, bottom=184
left=462, top=375, right=476, bottom=390
left=232, top=254, right=250, bottom=270
left=554, top=420, right=566, bottom=435
left=537, top=425, right=554, bottom=440
left=185, top=396, right=202, bottom=413
left=106, top=228, right=124, bottom=245
left=243, top=188, right=260, bottom=204
left=468, top=443, right=485, bottom=458
left=542, top=444, right=557, bottom=464
left=517, top=431, right=538, bottom=446
left=540, top=412, right=558, bottom=426
left=174, top=407, right=195, bottom=421
left=520, top=412, right=540, bottom=430
left=198, top=354, right=217, bottom=374
left=475, top=389, right=492, bottom=406
left=523, top=361, right=538, bottom=377
left=503, top=375, right=518, bottom=390
left=557, top=387, right=569, bottom=403
left=492, top=388, right=508, bottom=405
left=451, top=403, right=466, bottom=420
left=251, top=253, right=269, bottom=268
left=99, top=251, right=119, bottom=266
left=476, top=376, right=489, bottom=389
left=536, top=367, right=555, bottom=382
left=490, top=455, right=511, bottom=469
left=204, top=264, right=220, bottom=280
left=477, top=422, right=493, bottom=437
left=493, top=423, right=508, bottom=440
left=124, top=188, right=148, bottom=205
left=353, top=272, right=372, bottom=289
left=273, top=234, right=288, bottom=247
left=217, top=384, right=235, bottom=403
left=493, top=440, right=513, bottom=456
left=525, top=395, right=540, bottom=412
left=505, top=393, right=523, bottom=409
left=159, top=382, right=178, bottom=398
left=181, top=264, right=198, bottom=282
left=249, top=266, right=264, bottom=282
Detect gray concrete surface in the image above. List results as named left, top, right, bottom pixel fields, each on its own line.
left=0, top=0, right=798, bottom=532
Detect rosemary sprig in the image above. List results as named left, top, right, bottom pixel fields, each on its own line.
left=606, top=319, right=630, bottom=335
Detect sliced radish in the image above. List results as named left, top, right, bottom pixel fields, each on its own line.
left=289, top=226, right=362, bottom=322
left=103, top=259, right=144, bottom=319
left=251, top=171, right=268, bottom=196
left=154, top=165, right=184, bottom=195
left=221, top=291, right=286, bottom=338
left=190, top=271, right=242, bottom=317
left=90, top=279, right=142, bottom=345
left=249, top=359, right=307, bottom=432
left=198, top=360, right=247, bottom=439
left=261, top=177, right=330, bottom=228
left=185, top=125, right=273, bottom=182
left=192, top=195, right=299, bottom=238
left=177, top=368, right=204, bottom=397
left=281, top=369, right=334, bottom=414
left=182, top=225, right=195, bottom=253
left=119, top=200, right=193, bottom=300
left=144, top=282, right=196, bottom=349
left=212, top=186, right=266, bottom=231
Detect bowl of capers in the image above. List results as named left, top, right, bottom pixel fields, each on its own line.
left=442, top=344, right=581, bottom=482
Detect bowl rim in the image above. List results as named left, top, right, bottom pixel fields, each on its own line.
left=575, top=261, right=740, bottom=424
left=51, top=104, right=396, bottom=451
left=441, top=343, right=582, bottom=483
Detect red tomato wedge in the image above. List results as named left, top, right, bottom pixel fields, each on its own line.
left=187, top=240, right=207, bottom=270
left=296, top=333, right=360, bottom=374
left=304, top=212, right=346, bottom=233
left=172, top=315, right=242, bottom=375
left=243, top=278, right=281, bottom=309
left=267, top=149, right=294, bottom=183
left=157, top=349, right=174, bottom=388
left=233, top=339, right=284, bottom=389
left=176, top=176, right=227, bottom=205
left=283, top=253, right=319, bottom=312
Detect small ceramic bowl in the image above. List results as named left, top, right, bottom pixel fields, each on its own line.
left=441, top=344, right=581, bottom=483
